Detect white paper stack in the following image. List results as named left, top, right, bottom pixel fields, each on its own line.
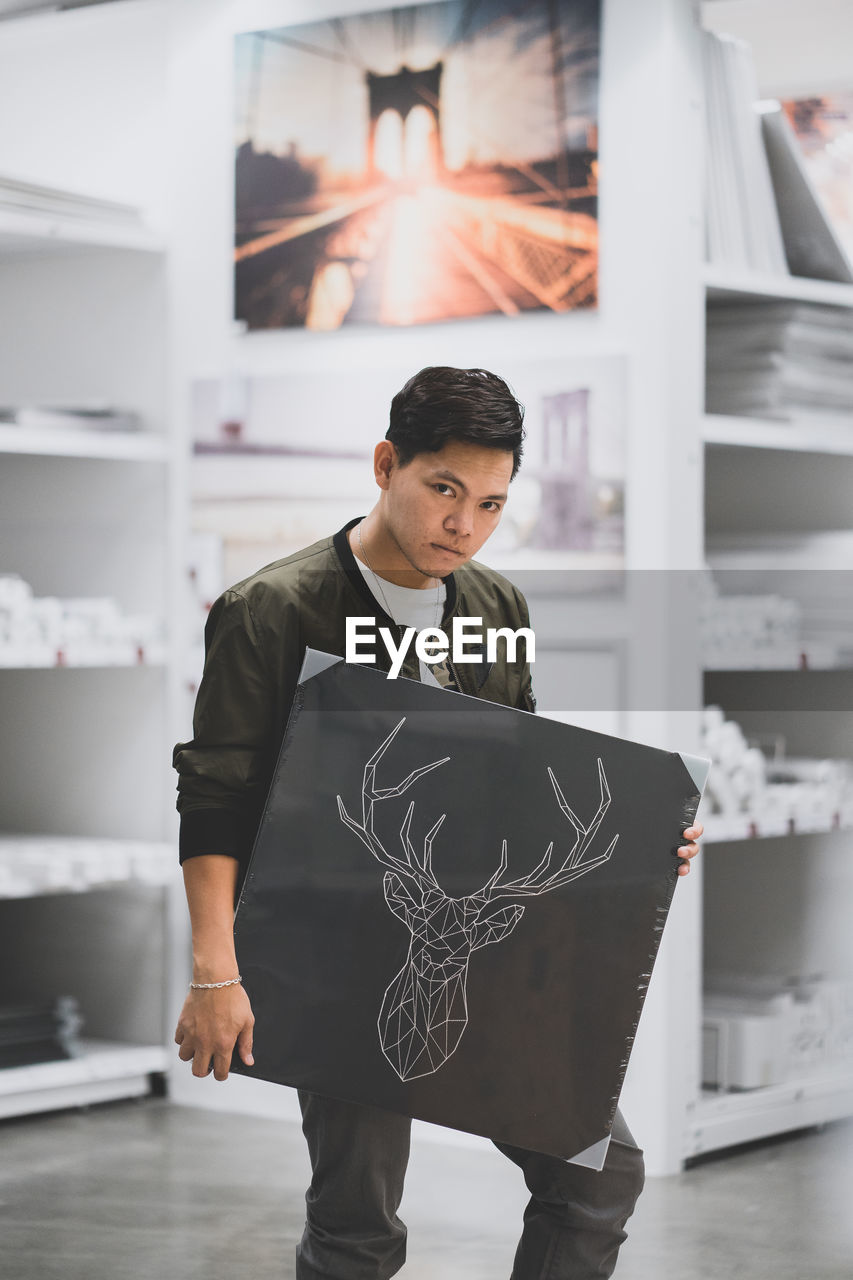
left=702, top=29, right=788, bottom=275
left=0, top=997, right=84, bottom=1070
left=706, top=299, right=853, bottom=419
left=0, top=835, right=177, bottom=899
left=705, top=533, right=853, bottom=667
left=700, top=572, right=803, bottom=668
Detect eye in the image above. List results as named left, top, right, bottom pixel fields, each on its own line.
left=481, top=501, right=501, bottom=512
left=434, top=483, right=454, bottom=496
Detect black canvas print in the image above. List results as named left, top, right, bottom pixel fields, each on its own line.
left=232, top=651, right=708, bottom=1167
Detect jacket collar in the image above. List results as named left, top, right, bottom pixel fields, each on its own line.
left=333, top=517, right=459, bottom=626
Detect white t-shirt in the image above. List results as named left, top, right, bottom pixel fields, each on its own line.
left=353, top=559, right=456, bottom=690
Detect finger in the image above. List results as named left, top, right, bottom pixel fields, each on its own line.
left=192, top=1048, right=214, bottom=1078
left=237, top=1024, right=255, bottom=1067
left=212, top=1051, right=232, bottom=1082
left=678, top=841, right=700, bottom=857
left=177, top=1041, right=195, bottom=1063
left=677, top=860, right=691, bottom=877
left=174, top=1026, right=184, bottom=1045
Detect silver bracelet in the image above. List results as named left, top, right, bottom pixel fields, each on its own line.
left=189, top=976, right=242, bottom=990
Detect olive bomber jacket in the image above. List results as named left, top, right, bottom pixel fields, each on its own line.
left=172, top=517, right=536, bottom=886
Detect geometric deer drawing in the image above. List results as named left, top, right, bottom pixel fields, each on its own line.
left=336, top=718, right=619, bottom=1082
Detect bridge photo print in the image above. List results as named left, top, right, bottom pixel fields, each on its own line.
left=233, top=0, right=601, bottom=330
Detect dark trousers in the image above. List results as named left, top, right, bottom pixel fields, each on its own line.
left=296, top=1090, right=645, bottom=1280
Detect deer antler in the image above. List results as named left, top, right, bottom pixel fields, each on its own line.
left=480, top=758, right=618, bottom=900
left=336, top=718, right=450, bottom=881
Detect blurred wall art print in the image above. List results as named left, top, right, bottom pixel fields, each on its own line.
left=190, top=356, right=625, bottom=589
left=782, top=93, right=853, bottom=268
left=234, top=0, right=601, bottom=331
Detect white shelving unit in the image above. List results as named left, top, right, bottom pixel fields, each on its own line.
left=703, top=814, right=852, bottom=844
left=0, top=655, right=168, bottom=670
left=0, top=208, right=163, bottom=256
left=703, top=263, right=853, bottom=308
left=691, top=211, right=853, bottom=1148
left=0, top=1041, right=170, bottom=1122
left=686, top=1065, right=853, bottom=1159
left=0, top=424, right=170, bottom=462
left=703, top=414, right=853, bottom=457
left=0, top=195, right=180, bottom=1120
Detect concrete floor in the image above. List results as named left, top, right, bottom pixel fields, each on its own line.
left=1, top=1098, right=851, bottom=1279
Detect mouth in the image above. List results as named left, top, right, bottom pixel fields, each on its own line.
left=432, top=543, right=465, bottom=557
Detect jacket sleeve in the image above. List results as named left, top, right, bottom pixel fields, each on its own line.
left=172, top=588, right=278, bottom=869
left=513, top=585, right=537, bottom=714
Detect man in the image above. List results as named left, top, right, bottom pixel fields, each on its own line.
left=173, top=365, right=702, bottom=1279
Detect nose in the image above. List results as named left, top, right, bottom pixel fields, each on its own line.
left=444, top=502, right=474, bottom=539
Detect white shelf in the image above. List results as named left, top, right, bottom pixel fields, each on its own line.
left=703, top=264, right=853, bottom=308
left=704, top=661, right=853, bottom=674
left=685, top=1067, right=853, bottom=1159
left=703, top=815, right=852, bottom=844
left=0, top=208, right=163, bottom=256
left=0, top=835, right=178, bottom=899
left=0, top=425, right=169, bottom=461
left=0, top=1039, right=168, bottom=1120
left=0, top=653, right=167, bottom=671
left=703, top=414, right=853, bottom=457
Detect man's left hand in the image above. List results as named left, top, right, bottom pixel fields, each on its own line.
left=677, top=825, right=703, bottom=876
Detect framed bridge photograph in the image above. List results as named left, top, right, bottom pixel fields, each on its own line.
left=231, top=651, right=708, bottom=1168
left=233, top=0, right=602, bottom=330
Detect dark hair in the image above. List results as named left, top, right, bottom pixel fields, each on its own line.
left=387, top=366, right=525, bottom=480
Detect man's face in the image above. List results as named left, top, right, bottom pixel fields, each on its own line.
left=378, top=439, right=513, bottom=581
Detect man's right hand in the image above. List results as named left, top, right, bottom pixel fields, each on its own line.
left=174, top=982, right=255, bottom=1082
left=177, top=855, right=255, bottom=1081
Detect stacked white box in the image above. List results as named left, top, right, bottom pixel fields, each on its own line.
left=701, top=706, right=853, bottom=836
left=703, top=973, right=853, bottom=1090
left=703, top=992, right=792, bottom=1089
left=0, top=573, right=166, bottom=666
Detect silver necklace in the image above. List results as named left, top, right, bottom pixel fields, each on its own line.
left=357, top=520, right=442, bottom=626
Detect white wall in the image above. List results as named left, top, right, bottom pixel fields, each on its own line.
left=702, top=0, right=853, bottom=95
left=0, top=0, right=169, bottom=221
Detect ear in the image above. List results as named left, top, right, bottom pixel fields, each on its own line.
left=383, top=871, right=419, bottom=927
left=374, top=440, right=398, bottom=490
left=470, top=903, right=524, bottom=951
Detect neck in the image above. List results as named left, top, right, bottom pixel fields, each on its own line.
left=351, top=514, right=440, bottom=591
